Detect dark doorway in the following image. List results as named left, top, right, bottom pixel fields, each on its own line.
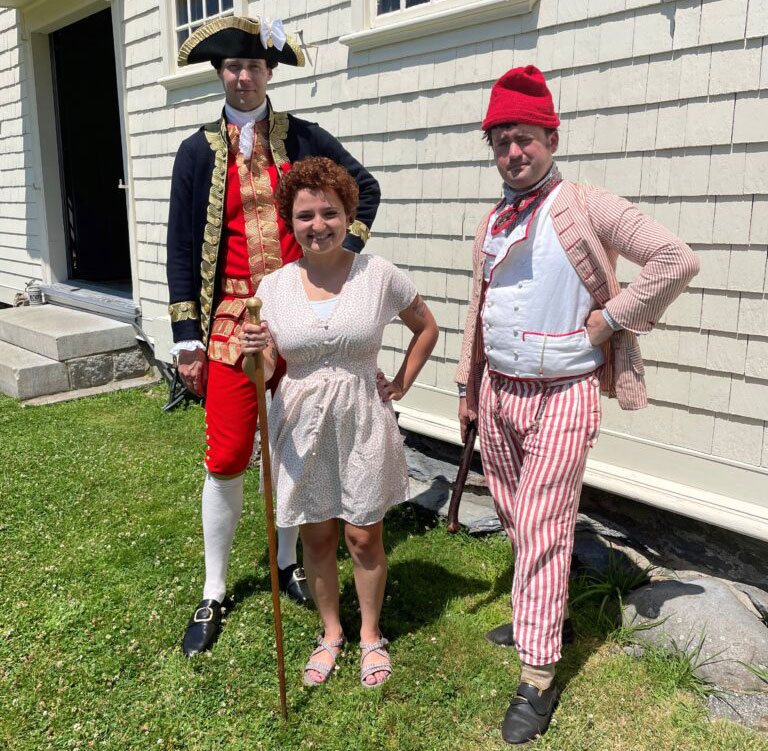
left=51, top=9, right=131, bottom=286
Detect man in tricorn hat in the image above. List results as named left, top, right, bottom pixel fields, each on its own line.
left=455, top=66, right=699, bottom=743
left=166, top=16, right=380, bottom=657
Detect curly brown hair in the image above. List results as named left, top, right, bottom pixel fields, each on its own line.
left=275, top=157, right=359, bottom=232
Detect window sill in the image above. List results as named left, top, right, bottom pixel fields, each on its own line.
left=339, top=0, right=537, bottom=52
left=158, top=64, right=218, bottom=91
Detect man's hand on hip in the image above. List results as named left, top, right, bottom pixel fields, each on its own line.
left=585, top=309, right=614, bottom=347
left=458, top=397, right=477, bottom=443
left=178, top=348, right=208, bottom=397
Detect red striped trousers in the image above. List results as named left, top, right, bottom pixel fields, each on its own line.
left=478, top=368, right=601, bottom=665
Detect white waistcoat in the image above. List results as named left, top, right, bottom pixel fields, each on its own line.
left=481, top=185, right=604, bottom=379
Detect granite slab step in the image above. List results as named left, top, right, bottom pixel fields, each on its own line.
left=0, top=305, right=136, bottom=361
left=0, top=340, right=70, bottom=400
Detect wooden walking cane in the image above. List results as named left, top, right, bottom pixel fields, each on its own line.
left=243, top=297, right=288, bottom=719
left=446, top=420, right=477, bottom=533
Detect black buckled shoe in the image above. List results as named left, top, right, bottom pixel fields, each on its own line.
left=486, top=618, right=574, bottom=648
left=501, top=681, right=560, bottom=745
left=182, top=599, right=224, bottom=657
left=278, top=564, right=313, bottom=606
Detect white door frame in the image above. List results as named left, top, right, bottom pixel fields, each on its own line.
left=21, top=0, right=137, bottom=301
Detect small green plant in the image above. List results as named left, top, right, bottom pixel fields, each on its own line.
left=645, top=633, right=721, bottom=699
left=611, top=593, right=669, bottom=646
left=569, top=548, right=653, bottom=629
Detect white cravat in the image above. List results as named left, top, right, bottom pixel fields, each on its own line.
left=224, top=100, right=268, bottom=159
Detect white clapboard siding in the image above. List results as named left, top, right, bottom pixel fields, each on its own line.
left=120, top=1, right=768, bottom=492
left=0, top=9, right=42, bottom=303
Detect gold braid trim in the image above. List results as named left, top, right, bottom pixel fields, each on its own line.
left=269, top=107, right=290, bottom=173
left=200, top=121, right=228, bottom=345
left=348, top=220, right=371, bottom=245
left=168, top=301, right=199, bottom=322
left=178, top=16, right=260, bottom=67
left=285, top=33, right=306, bottom=67
left=226, top=121, right=283, bottom=291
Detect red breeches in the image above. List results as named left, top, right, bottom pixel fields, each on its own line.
left=204, top=358, right=284, bottom=476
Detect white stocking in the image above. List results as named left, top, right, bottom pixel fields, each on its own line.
left=277, top=525, right=299, bottom=570
left=201, top=473, right=244, bottom=602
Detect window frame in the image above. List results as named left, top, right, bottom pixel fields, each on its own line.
left=159, top=0, right=248, bottom=91
left=340, top=0, right=537, bottom=52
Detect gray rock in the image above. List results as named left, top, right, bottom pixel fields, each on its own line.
left=408, top=477, right=450, bottom=513
left=114, top=347, right=149, bottom=380
left=735, top=583, right=768, bottom=625
left=707, top=692, right=768, bottom=732
left=67, top=354, right=114, bottom=389
left=404, top=445, right=457, bottom=483
left=623, top=577, right=768, bottom=692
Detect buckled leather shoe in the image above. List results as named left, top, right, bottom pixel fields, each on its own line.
left=501, top=681, right=560, bottom=745
left=486, top=618, right=574, bottom=648
left=182, top=599, right=224, bottom=657
left=278, top=564, right=313, bottom=606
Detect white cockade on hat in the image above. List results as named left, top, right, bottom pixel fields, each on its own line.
left=260, top=18, right=286, bottom=50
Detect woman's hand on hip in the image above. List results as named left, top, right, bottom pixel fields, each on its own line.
left=376, top=370, right=404, bottom=403
left=239, top=321, right=272, bottom=355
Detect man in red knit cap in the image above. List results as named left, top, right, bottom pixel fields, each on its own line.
left=455, top=66, right=699, bottom=744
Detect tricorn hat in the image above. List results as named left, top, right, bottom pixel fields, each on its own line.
left=177, top=16, right=305, bottom=68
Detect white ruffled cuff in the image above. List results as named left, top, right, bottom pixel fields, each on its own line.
left=170, top=340, right=205, bottom=359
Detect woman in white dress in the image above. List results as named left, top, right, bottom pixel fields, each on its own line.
left=239, top=157, right=438, bottom=688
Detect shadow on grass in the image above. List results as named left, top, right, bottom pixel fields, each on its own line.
left=229, top=502, right=487, bottom=644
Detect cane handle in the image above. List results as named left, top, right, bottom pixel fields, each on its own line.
left=242, top=297, right=263, bottom=384
left=246, top=296, right=262, bottom=325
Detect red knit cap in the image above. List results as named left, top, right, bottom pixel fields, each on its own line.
left=482, top=65, right=560, bottom=131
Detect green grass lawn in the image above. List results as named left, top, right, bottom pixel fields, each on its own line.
left=1, top=387, right=766, bottom=751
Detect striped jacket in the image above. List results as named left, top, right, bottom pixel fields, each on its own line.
left=455, top=181, right=700, bottom=412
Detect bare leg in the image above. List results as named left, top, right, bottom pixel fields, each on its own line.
left=300, top=519, right=342, bottom=683
left=344, top=521, right=389, bottom=685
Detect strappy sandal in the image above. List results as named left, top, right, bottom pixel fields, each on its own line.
left=359, top=636, right=392, bottom=688
left=303, top=632, right=345, bottom=686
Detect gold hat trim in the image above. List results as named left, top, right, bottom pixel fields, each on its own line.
left=177, top=15, right=305, bottom=68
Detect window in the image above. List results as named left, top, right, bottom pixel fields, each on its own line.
left=375, top=0, right=475, bottom=23
left=160, top=0, right=248, bottom=89
left=377, top=0, right=429, bottom=13
left=175, top=0, right=235, bottom=50
left=340, top=0, right=537, bottom=52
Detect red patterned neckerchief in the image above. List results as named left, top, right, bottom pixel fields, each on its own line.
left=490, top=165, right=562, bottom=236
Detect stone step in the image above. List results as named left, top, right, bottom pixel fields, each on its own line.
left=0, top=305, right=137, bottom=361
left=21, top=374, right=161, bottom=407
left=0, top=341, right=70, bottom=400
